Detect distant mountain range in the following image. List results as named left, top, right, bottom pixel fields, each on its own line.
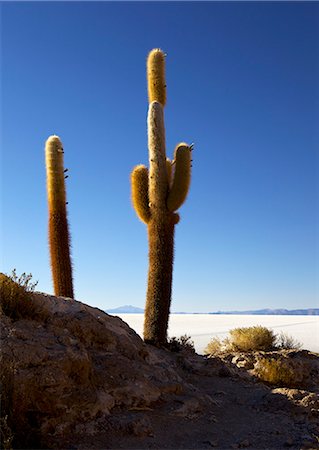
left=106, top=305, right=144, bottom=314
left=106, top=305, right=319, bottom=315
left=209, top=308, right=319, bottom=316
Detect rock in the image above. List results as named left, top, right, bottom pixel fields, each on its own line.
left=239, top=439, right=251, bottom=448
left=270, top=388, right=319, bottom=416
left=111, top=382, right=161, bottom=408
left=172, top=397, right=203, bottom=418
left=209, top=414, right=218, bottom=423
left=253, top=350, right=319, bottom=389
left=232, top=355, right=254, bottom=370
left=2, top=291, right=319, bottom=450
left=203, top=440, right=219, bottom=447
left=128, top=416, right=153, bottom=437
left=218, top=366, right=231, bottom=377
left=0, top=293, right=192, bottom=447
left=284, top=437, right=294, bottom=447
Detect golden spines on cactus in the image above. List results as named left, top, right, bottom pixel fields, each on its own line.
left=144, top=218, right=175, bottom=344
left=147, top=48, right=166, bottom=106
left=167, top=143, right=192, bottom=212
left=131, top=49, right=193, bottom=345
left=166, top=158, right=172, bottom=186
left=45, top=135, right=66, bottom=210
left=131, top=165, right=151, bottom=224
left=148, top=101, right=168, bottom=210
left=45, top=135, right=74, bottom=299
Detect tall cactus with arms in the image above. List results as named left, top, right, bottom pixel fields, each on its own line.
left=45, top=135, right=74, bottom=298
left=131, top=49, right=192, bottom=345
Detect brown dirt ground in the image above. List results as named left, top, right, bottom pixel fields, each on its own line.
left=63, top=351, right=319, bottom=450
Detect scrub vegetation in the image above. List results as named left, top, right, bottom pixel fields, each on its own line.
left=204, top=326, right=301, bottom=355
left=0, top=270, right=38, bottom=321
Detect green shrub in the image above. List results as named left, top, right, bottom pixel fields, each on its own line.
left=0, top=270, right=38, bottom=321
left=167, top=334, right=195, bottom=353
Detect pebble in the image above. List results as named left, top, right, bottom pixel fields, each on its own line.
left=301, top=439, right=316, bottom=449
left=209, top=414, right=218, bottom=423
left=239, top=439, right=250, bottom=448
left=218, top=366, right=231, bottom=377
left=203, top=440, right=218, bottom=447
left=284, top=437, right=294, bottom=447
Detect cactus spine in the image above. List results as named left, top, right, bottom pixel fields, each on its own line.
left=131, top=49, right=192, bottom=345
left=45, top=135, right=74, bottom=298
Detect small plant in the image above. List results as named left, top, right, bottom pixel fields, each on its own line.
left=204, top=326, right=303, bottom=357
left=276, top=331, right=302, bottom=350
left=204, top=337, right=223, bottom=356
left=254, top=358, right=297, bottom=387
left=0, top=270, right=38, bottom=321
left=228, top=326, right=276, bottom=352
left=167, top=334, right=195, bottom=353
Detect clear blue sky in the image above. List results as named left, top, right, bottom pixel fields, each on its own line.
left=1, top=2, right=318, bottom=312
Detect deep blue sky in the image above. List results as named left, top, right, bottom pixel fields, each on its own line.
left=1, top=2, right=318, bottom=312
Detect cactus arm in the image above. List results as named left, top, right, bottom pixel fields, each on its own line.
left=131, top=165, right=151, bottom=224
left=45, top=135, right=74, bottom=298
left=148, top=101, right=168, bottom=211
left=147, top=49, right=166, bottom=106
left=167, top=143, right=192, bottom=212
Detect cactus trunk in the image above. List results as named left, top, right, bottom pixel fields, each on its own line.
left=131, top=49, right=193, bottom=346
left=48, top=211, right=74, bottom=298
left=45, top=135, right=74, bottom=298
left=144, top=216, right=175, bottom=344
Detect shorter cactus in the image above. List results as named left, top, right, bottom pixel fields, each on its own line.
left=45, top=135, right=74, bottom=298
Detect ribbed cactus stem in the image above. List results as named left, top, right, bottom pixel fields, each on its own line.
left=144, top=217, right=175, bottom=344
left=45, top=135, right=74, bottom=298
left=147, top=49, right=166, bottom=106
left=166, top=158, right=172, bottom=186
left=148, top=101, right=168, bottom=210
left=131, top=48, right=193, bottom=345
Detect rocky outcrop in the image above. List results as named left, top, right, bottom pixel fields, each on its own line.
left=217, top=349, right=319, bottom=389
left=1, top=293, right=207, bottom=447
left=1, top=293, right=318, bottom=449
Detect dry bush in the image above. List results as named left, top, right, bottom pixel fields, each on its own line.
left=204, top=337, right=223, bottom=356
left=276, top=331, right=302, bottom=350
left=0, top=270, right=47, bottom=322
left=167, top=334, right=195, bottom=353
left=205, top=326, right=302, bottom=357
left=254, top=358, right=297, bottom=387
left=228, top=326, right=276, bottom=352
